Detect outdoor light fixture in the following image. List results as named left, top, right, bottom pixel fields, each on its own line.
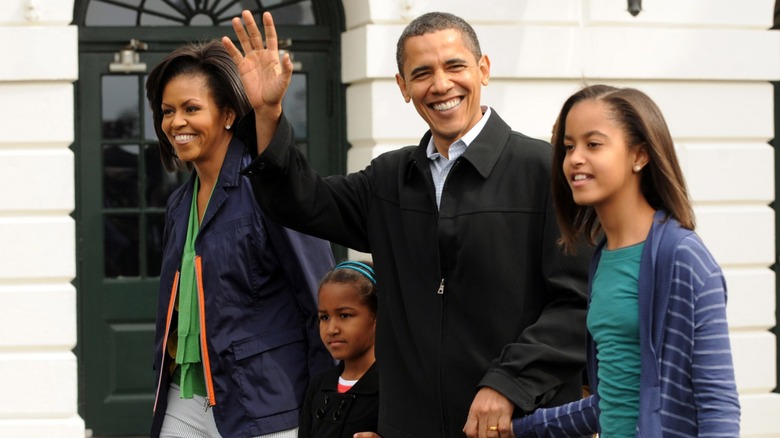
left=628, top=0, right=642, bottom=16
left=109, top=39, right=148, bottom=73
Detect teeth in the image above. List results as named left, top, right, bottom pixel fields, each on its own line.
left=175, top=134, right=196, bottom=142
left=432, top=98, right=461, bottom=111
left=573, top=174, right=588, bottom=181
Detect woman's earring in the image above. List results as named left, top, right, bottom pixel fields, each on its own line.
left=633, top=165, right=642, bottom=173
left=225, top=124, right=231, bottom=130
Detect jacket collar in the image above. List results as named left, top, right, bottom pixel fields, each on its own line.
left=166, top=136, right=248, bottom=243
left=320, top=362, right=379, bottom=395
left=405, top=108, right=511, bottom=181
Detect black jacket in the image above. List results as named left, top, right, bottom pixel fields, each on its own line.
left=299, top=362, right=379, bottom=438
left=242, top=109, right=590, bottom=437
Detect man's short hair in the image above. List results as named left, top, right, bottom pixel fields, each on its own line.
left=395, top=12, right=482, bottom=77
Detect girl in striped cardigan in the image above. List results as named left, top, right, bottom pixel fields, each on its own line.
left=513, top=85, right=740, bottom=437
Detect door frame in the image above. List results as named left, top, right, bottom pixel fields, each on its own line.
left=73, top=1, right=346, bottom=434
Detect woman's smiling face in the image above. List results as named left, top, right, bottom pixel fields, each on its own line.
left=160, top=73, right=234, bottom=166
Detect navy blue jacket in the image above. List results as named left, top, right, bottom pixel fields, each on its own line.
left=151, top=137, right=335, bottom=437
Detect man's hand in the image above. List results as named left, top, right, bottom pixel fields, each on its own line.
left=353, top=433, right=382, bottom=438
left=222, top=10, right=292, bottom=113
left=463, top=387, right=514, bottom=438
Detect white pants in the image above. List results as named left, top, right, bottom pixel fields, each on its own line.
left=160, top=384, right=298, bottom=438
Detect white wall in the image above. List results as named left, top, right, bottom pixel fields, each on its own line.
left=342, top=0, right=780, bottom=435
left=0, top=1, right=84, bottom=437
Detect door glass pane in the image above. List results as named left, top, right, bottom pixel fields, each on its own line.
left=86, top=1, right=138, bottom=26
left=104, top=144, right=139, bottom=208
left=103, top=76, right=140, bottom=139
left=142, top=0, right=181, bottom=18
left=146, top=213, right=166, bottom=277
left=284, top=72, right=307, bottom=138
left=268, top=1, right=315, bottom=25
left=140, top=12, right=182, bottom=26
left=85, top=0, right=315, bottom=27
left=145, top=144, right=184, bottom=207
left=143, top=81, right=157, bottom=141
left=105, top=214, right=140, bottom=278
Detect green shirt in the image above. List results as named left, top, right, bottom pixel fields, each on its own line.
left=174, top=177, right=211, bottom=398
left=588, top=242, right=644, bottom=437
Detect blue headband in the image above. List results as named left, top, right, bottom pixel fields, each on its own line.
left=333, top=261, right=376, bottom=286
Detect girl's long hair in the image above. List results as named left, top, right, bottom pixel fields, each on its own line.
left=551, top=84, right=694, bottom=253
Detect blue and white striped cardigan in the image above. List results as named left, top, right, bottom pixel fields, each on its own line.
left=514, top=210, right=740, bottom=437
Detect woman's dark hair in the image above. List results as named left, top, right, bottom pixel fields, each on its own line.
left=396, top=11, right=482, bottom=77
left=145, top=40, right=251, bottom=172
left=319, top=261, right=378, bottom=315
left=551, top=84, right=694, bottom=253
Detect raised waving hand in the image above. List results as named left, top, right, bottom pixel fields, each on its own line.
left=222, top=11, right=292, bottom=152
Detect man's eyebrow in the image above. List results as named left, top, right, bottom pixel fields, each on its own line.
left=443, top=57, right=469, bottom=66
left=409, top=58, right=469, bottom=78
left=409, top=64, right=432, bottom=77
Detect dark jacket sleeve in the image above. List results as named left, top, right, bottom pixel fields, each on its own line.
left=242, top=114, right=373, bottom=252
left=479, top=178, right=591, bottom=412
left=262, top=211, right=335, bottom=377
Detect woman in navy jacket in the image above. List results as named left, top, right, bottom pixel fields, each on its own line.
left=145, top=40, right=334, bottom=438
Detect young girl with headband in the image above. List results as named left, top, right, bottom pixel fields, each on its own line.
left=299, top=261, right=380, bottom=438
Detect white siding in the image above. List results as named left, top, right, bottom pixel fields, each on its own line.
left=342, top=0, right=780, bottom=435
left=0, top=1, right=83, bottom=437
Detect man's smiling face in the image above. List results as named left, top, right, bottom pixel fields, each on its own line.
left=395, top=28, right=490, bottom=155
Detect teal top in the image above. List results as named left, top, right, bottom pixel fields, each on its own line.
left=174, top=177, right=210, bottom=398
left=587, top=242, right=644, bottom=437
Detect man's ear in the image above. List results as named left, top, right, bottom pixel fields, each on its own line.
left=395, top=73, right=411, bottom=103
left=479, top=54, right=491, bottom=86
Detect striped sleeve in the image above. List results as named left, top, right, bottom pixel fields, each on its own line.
left=512, top=396, right=598, bottom=437
left=666, top=236, right=740, bottom=436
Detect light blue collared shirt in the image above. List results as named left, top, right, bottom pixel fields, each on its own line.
left=426, top=106, right=491, bottom=208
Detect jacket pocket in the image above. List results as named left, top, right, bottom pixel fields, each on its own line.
left=230, top=327, right=308, bottom=419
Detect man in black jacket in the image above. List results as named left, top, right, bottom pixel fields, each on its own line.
left=224, top=10, right=590, bottom=438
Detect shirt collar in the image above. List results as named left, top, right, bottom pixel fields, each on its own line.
left=426, top=106, right=492, bottom=160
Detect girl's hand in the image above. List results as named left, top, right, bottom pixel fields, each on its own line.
left=222, top=10, right=292, bottom=112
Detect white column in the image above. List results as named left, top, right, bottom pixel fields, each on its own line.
left=0, top=1, right=84, bottom=437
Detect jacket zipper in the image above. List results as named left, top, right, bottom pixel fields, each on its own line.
left=153, top=271, right=180, bottom=413
left=195, top=255, right=217, bottom=409
left=436, top=158, right=461, bottom=433
left=435, top=159, right=460, bottom=299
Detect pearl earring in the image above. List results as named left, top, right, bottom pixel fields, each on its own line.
left=633, top=165, right=642, bottom=173
left=225, top=124, right=231, bottom=130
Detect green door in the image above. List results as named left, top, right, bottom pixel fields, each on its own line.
left=73, top=1, right=345, bottom=435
